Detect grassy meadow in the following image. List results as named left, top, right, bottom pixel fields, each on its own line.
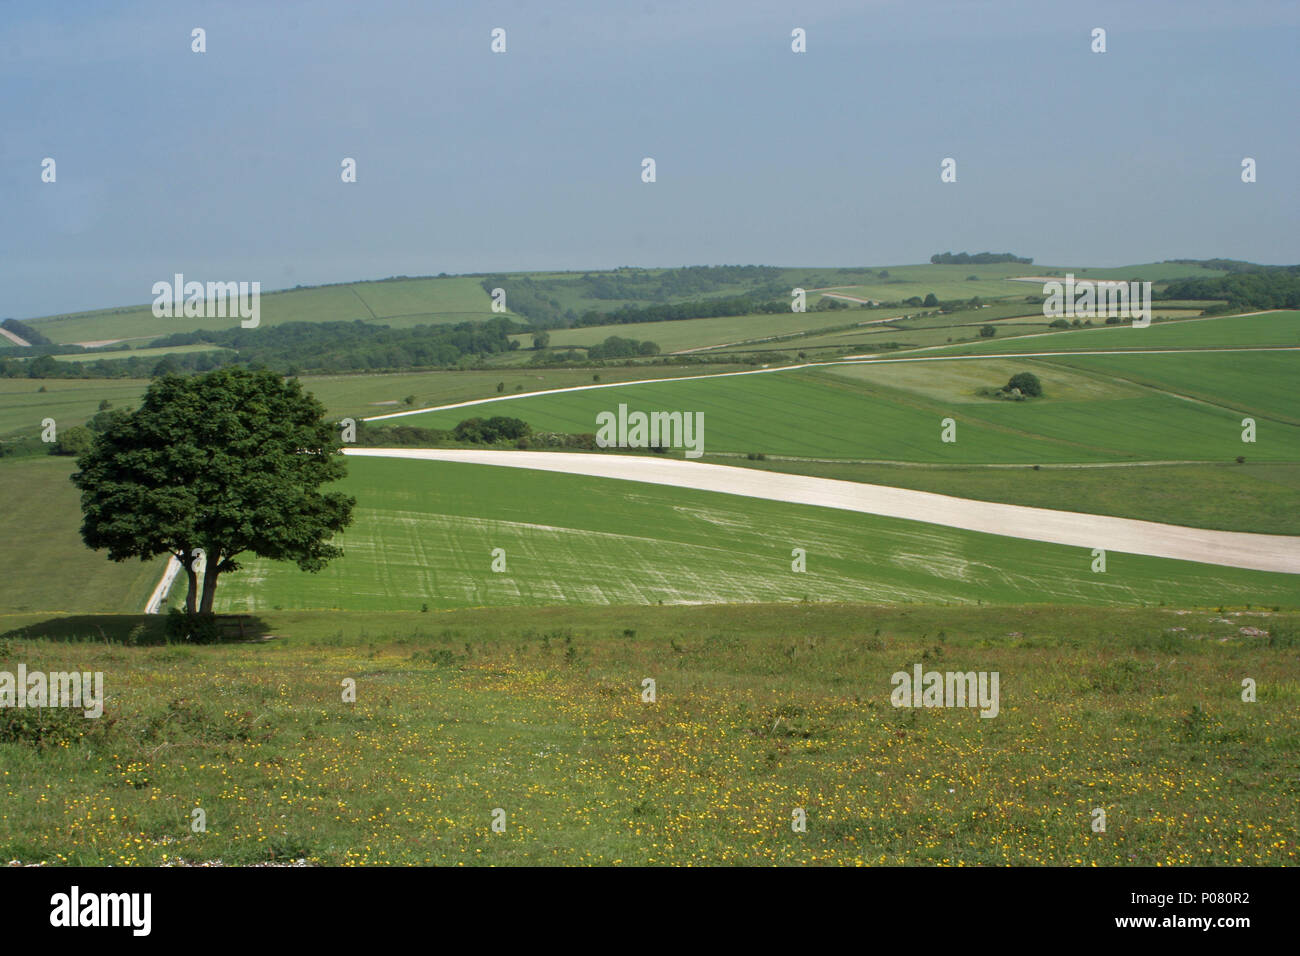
left=1, top=603, right=1294, bottom=865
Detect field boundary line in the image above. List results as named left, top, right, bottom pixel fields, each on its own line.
left=367, top=345, right=1300, bottom=422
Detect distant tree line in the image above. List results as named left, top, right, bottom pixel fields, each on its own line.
left=929, top=252, right=1033, bottom=265
left=1, top=319, right=521, bottom=379
left=584, top=336, right=660, bottom=359
left=575, top=294, right=788, bottom=328
left=354, top=417, right=598, bottom=451
left=1, top=318, right=52, bottom=345
left=1162, top=258, right=1265, bottom=274
left=1159, top=265, right=1300, bottom=310
left=572, top=265, right=781, bottom=301
left=480, top=266, right=786, bottom=329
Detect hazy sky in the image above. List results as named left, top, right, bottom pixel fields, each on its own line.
left=2, top=0, right=1297, bottom=318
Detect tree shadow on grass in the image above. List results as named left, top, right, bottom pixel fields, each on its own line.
left=0, top=613, right=275, bottom=646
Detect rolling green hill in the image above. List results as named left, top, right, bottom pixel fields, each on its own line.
left=201, top=457, right=1299, bottom=614
left=392, top=356, right=1300, bottom=465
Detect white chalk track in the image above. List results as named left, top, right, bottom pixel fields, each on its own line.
left=342, top=448, right=1300, bottom=575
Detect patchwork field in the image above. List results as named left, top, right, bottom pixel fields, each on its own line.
left=511, top=311, right=900, bottom=354
left=393, top=357, right=1300, bottom=464
left=200, top=457, right=1299, bottom=614
left=22, top=276, right=500, bottom=345
left=0, top=378, right=152, bottom=438
left=2, top=262, right=1295, bottom=874
left=1038, top=351, right=1300, bottom=426
left=0, top=366, right=742, bottom=444
left=800, top=262, right=1227, bottom=307
left=923, top=310, right=1300, bottom=356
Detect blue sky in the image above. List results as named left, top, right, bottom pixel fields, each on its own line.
left=2, top=0, right=1297, bottom=318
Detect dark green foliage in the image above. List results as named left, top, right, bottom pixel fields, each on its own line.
left=452, top=416, right=532, bottom=444
left=586, top=336, right=660, bottom=360
left=930, top=252, right=1033, bottom=265
left=70, top=368, right=355, bottom=613
left=1006, top=372, right=1043, bottom=397
left=1, top=318, right=52, bottom=345
left=51, top=425, right=94, bottom=457
left=3, top=318, right=519, bottom=380
left=1160, top=265, right=1300, bottom=310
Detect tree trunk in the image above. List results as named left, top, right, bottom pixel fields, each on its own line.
left=182, top=546, right=198, bottom=614
left=199, top=550, right=220, bottom=614
left=184, top=566, right=198, bottom=614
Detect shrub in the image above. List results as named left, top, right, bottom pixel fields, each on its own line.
left=979, top=325, right=996, bottom=338
left=51, top=425, right=94, bottom=457
left=453, top=416, right=531, bottom=444
left=1006, top=372, right=1042, bottom=397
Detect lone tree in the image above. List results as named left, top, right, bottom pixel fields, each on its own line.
left=71, top=368, right=355, bottom=615
left=1005, top=372, right=1042, bottom=397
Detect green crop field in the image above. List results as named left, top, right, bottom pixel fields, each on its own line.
left=0, top=366, right=744, bottom=443
left=0, top=378, right=151, bottom=439
left=775, top=323, right=1059, bottom=352
left=1, top=603, right=1294, bottom=866
left=197, top=457, right=1299, bottom=614
left=797, top=262, right=1226, bottom=309
left=923, top=310, right=1300, bottom=356
left=511, top=311, right=899, bottom=354
left=22, top=276, right=499, bottom=345
left=304, top=364, right=741, bottom=423
left=51, top=344, right=234, bottom=363
left=0, top=457, right=166, bottom=614
left=1037, top=351, right=1300, bottom=426
left=395, top=360, right=1300, bottom=464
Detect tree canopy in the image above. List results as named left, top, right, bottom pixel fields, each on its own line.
left=71, top=368, right=355, bottom=615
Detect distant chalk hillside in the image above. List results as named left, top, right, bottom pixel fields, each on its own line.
left=10, top=259, right=1248, bottom=351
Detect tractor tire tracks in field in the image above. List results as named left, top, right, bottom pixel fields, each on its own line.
left=341, top=448, right=1300, bottom=575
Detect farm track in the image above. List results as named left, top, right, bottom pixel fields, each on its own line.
left=366, top=342, right=1299, bottom=423
left=341, top=448, right=1300, bottom=575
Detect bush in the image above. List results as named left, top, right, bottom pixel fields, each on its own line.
left=1006, top=372, right=1042, bottom=397
left=979, top=325, right=996, bottom=338
left=0, top=705, right=91, bottom=750
left=51, top=425, right=94, bottom=457
left=453, top=416, right=532, bottom=444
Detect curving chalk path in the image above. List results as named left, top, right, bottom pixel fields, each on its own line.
left=342, top=448, right=1300, bottom=575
